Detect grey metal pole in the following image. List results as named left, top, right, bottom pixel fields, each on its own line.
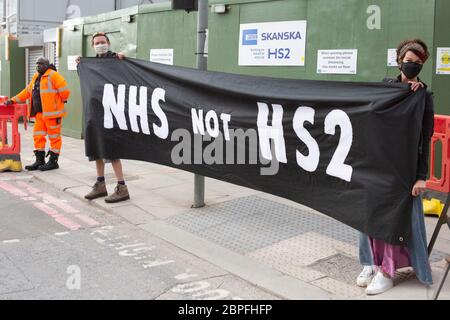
left=193, top=0, right=207, bottom=208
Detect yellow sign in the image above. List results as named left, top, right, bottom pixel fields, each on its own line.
left=437, top=48, right=450, bottom=74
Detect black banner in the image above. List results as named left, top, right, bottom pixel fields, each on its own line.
left=78, top=58, right=426, bottom=245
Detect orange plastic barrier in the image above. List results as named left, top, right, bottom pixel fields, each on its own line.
left=0, top=96, right=7, bottom=142
left=426, top=115, right=450, bottom=193
left=0, top=103, right=27, bottom=155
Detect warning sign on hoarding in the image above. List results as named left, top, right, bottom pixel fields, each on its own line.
left=387, top=49, right=398, bottom=67
left=436, top=47, right=450, bottom=75
left=67, top=55, right=79, bottom=71
left=150, top=49, right=174, bottom=66
left=317, top=50, right=358, bottom=75
left=238, top=20, right=307, bottom=66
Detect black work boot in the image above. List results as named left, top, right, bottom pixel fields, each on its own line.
left=38, top=151, right=60, bottom=171
left=25, top=150, right=46, bottom=171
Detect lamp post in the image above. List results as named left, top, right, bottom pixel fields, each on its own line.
left=193, top=0, right=207, bottom=208
left=172, top=0, right=207, bottom=208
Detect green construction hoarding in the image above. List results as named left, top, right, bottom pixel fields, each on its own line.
left=57, top=0, right=448, bottom=140
left=0, top=36, right=25, bottom=99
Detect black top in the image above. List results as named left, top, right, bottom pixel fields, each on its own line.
left=96, top=51, right=117, bottom=58
left=31, top=74, right=43, bottom=117
left=383, top=76, right=435, bottom=181
left=88, top=50, right=118, bottom=162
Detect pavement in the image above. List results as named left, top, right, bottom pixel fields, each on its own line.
left=5, top=125, right=450, bottom=300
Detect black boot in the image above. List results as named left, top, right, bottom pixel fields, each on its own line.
left=25, top=150, right=46, bottom=171
left=38, top=151, right=59, bottom=171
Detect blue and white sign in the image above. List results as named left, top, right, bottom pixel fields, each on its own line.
left=238, top=20, right=307, bottom=66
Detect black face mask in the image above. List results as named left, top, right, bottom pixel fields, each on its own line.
left=400, top=61, right=423, bottom=79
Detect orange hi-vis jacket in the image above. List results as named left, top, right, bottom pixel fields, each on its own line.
left=12, top=68, right=70, bottom=119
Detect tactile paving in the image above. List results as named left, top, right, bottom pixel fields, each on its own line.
left=166, top=195, right=448, bottom=262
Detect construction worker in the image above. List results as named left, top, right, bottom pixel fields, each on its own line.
left=5, top=57, right=70, bottom=171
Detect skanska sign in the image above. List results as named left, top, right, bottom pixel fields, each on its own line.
left=239, top=20, right=307, bottom=66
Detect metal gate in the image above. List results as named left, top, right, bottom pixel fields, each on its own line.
left=44, top=42, right=59, bottom=70
left=26, top=46, right=43, bottom=83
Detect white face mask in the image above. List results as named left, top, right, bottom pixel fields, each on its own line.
left=94, top=44, right=109, bottom=55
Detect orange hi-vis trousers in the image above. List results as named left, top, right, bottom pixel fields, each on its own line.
left=33, top=112, right=62, bottom=154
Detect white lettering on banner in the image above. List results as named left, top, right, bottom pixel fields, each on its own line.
left=205, top=110, right=220, bottom=138
left=257, top=102, right=288, bottom=163
left=103, top=84, right=128, bottom=130
left=191, top=109, right=205, bottom=135
left=102, top=84, right=169, bottom=139
left=293, top=107, right=320, bottom=172
left=191, top=109, right=232, bottom=141
left=324, top=110, right=353, bottom=182
left=256, top=102, right=354, bottom=182
left=129, top=86, right=150, bottom=135
left=100, top=84, right=354, bottom=182
left=151, top=88, right=169, bottom=139
left=220, top=113, right=231, bottom=141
